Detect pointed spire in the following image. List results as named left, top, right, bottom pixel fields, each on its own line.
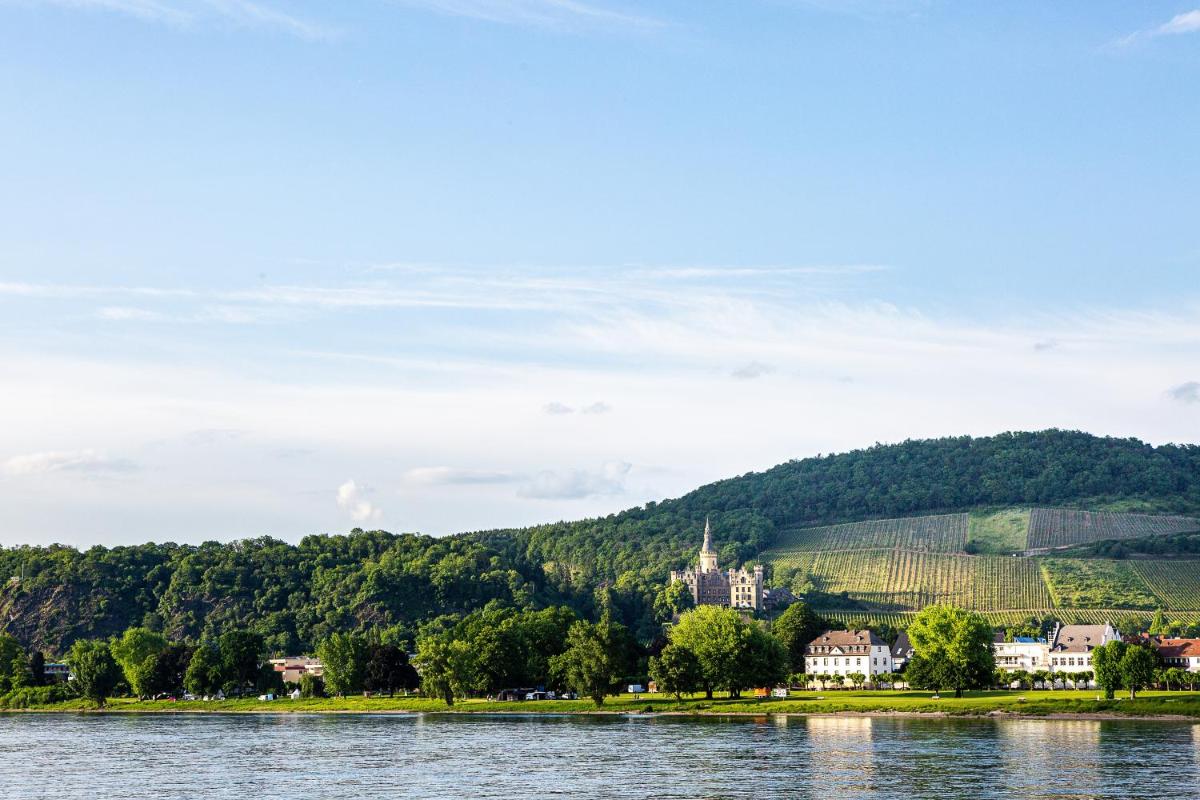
left=701, top=516, right=713, bottom=553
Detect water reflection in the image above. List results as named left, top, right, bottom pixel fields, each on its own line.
left=0, top=713, right=1196, bottom=799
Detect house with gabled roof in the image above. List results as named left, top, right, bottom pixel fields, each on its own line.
left=1046, top=623, right=1119, bottom=673
left=1157, top=639, right=1200, bottom=672
left=804, top=630, right=892, bottom=679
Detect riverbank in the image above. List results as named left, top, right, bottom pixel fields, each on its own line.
left=7, top=689, right=1200, bottom=720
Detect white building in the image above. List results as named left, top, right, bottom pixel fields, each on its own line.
left=993, top=635, right=1050, bottom=672
left=1157, top=639, right=1200, bottom=672
left=804, top=630, right=892, bottom=680
left=1046, top=623, right=1119, bottom=674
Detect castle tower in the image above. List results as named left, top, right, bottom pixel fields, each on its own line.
left=698, top=516, right=719, bottom=573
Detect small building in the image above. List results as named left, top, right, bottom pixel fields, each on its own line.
left=1046, top=623, right=1119, bottom=673
left=670, top=518, right=763, bottom=611
left=43, top=663, right=71, bottom=682
left=993, top=635, right=1050, bottom=672
left=890, top=632, right=913, bottom=672
left=269, top=657, right=323, bottom=684
left=804, top=630, right=892, bottom=679
left=1157, top=639, right=1200, bottom=672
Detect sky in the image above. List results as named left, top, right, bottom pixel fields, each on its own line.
left=0, top=1, right=1198, bottom=547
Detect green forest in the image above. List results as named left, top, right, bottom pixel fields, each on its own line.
left=3, top=429, right=1200, bottom=657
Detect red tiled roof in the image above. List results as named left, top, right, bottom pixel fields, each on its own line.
left=1158, top=639, right=1200, bottom=659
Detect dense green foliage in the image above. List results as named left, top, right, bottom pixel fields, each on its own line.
left=65, top=639, right=120, bottom=706
left=3, top=430, right=1200, bottom=655
left=905, top=605, right=996, bottom=697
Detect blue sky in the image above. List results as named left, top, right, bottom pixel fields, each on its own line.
left=1, top=1, right=1198, bottom=546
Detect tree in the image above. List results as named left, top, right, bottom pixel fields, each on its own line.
left=668, top=606, right=750, bottom=699
left=653, top=581, right=695, bottom=622
left=1119, top=645, right=1156, bottom=699
left=218, top=630, right=264, bottom=696
left=184, top=643, right=225, bottom=697
left=649, top=644, right=702, bottom=700
left=66, top=639, right=120, bottom=707
left=318, top=633, right=367, bottom=697
left=771, top=601, right=824, bottom=674
left=1149, top=608, right=1169, bottom=636
left=414, top=635, right=457, bottom=706
left=1091, top=641, right=1127, bottom=699
left=28, top=651, right=46, bottom=687
left=734, top=626, right=789, bottom=696
left=146, top=643, right=195, bottom=697
left=111, top=627, right=168, bottom=699
left=1075, top=669, right=1093, bottom=689
left=848, top=672, right=866, bottom=690
left=365, top=643, right=413, bottom=697
left=550, top=617, right=628, bottom=706
left=299, top=673, right=325, bottom=698
left=905, top=605, right=995, bottom=698
left=0, top=634, right=25, bottom=693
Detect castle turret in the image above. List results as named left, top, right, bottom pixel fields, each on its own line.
left=698, top=516, right=719, bottom=573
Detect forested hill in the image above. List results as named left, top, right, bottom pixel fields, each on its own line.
left=503, top=430, right=1200, bottom=583
left=3, top=430, right=1199, bottom=656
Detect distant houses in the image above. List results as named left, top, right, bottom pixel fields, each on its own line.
left=1158, top=639, right=1200, bottom=672
left=993, top=635, right=1049, bottom=672
left=1046, top=623, right=1120, bottom=674
left=268, top=657, right=323, bottom=684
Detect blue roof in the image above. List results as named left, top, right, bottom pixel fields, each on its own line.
left=1013, top=637, right=1047, bottom=644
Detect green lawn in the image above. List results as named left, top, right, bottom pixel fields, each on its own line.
left=967, top=508, right=1030, bottom=554
left=12, top=690, right=1200, bottom=719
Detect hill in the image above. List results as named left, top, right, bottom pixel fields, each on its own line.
left=3, top=429, right=1200, bottom=655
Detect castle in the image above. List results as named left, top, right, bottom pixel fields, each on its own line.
left=670, top=518, right=763, bottom=611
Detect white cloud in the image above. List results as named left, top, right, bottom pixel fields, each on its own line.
left=98, top=306, right=170, bottom=322
left=16, top=0, right=335, bottom=39
left=1118, top=9, right=1200, bottom=46
left=2, top=449, right=135, bottom=477
left=543, top=401, right=575, bottom=415
left=403, top=466, right=518, bottom=485
left=392, top=0, right=663, bottom=31
left=1168, top=382, right=1200, bottom=404
left=336, top=479, right=383, bottom=523
left=580, top=401, right=611, bottom=414
left=518, top=460, right=630, bottom=499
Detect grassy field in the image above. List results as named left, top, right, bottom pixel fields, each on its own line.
left=967, top=508, right=1030, bottom=554
left=12, top=690, right=1200, bottom=719
left=769, top=515, right=968, bottom=554
left=1039, top=558, right=1161, bottom=609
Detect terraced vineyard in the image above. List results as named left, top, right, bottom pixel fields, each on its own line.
left=1128, top=561, right=1200, bottom=610
left=771, top=514, right=968, bottom=553
left=818, top=608, right=1200, bottom=630
left=764, top=548, right=1051, bottom=611
left=1027, top=508, right=1200, bottom=550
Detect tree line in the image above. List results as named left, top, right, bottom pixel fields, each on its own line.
left=4, top=430, right=1199, bottom=660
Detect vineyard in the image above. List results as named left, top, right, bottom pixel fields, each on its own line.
left=771, top=514, right=968, bottom=553
left=1128, top=561, right=1200, bottom=610
left=1027, top=508, right=1200, bottom=550
left=763, top=548, right=1051, bottom=611
left=817, top=608, right=1200, bottom=631
left=1038, top=558, right=1159, bottom=609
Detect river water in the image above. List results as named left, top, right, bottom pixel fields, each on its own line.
left=1, top=713, right=1197, bottom=799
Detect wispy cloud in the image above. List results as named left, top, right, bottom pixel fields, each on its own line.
left=392, top=0, right=663, bottom=31
left=543, top=401, right=575, bottom=415
left=518, top=460, right=630, bottom=499
left=1117, top=9, right=1200, bottom=47
left=1168, top=381, right=1200, bottom=404
left=580, top=401, right=611, bottom=414
left=16, top=0, right=336, bottom=39
left=336, top=479, right=383, bottom=523
left=2, top=449, right=136, bottom=477
left=731, top=361, right=774, bottom=380
left=403, top=466, right=518, bottom=485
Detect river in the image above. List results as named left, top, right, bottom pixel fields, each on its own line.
left=1, top=713, right=1197, bottom=798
